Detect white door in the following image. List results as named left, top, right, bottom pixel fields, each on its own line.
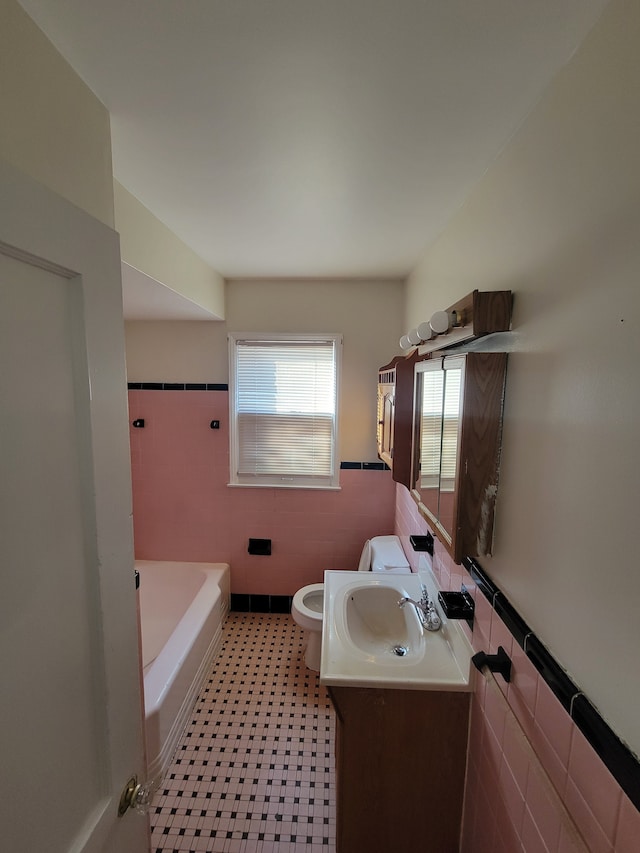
left=0, top=160, right=149, bottom=853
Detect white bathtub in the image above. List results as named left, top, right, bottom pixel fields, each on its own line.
left=136, top=560, right=230, bottom=782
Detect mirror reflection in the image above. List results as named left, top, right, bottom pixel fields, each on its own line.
left=438, top=364, right=463, bottom=538
left=412, top=358, right=465, bottom=545
left=417, top=367, right=443, bottom=519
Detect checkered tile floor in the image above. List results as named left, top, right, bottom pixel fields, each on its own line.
left=150, top=613, right=336, bottom=852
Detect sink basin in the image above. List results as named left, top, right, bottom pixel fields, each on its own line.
left=320, top=570, right=473, bottom=692
left=344, top=584, right=423, bottom=658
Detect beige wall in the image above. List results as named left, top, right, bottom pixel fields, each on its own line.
left=125, top=320, right=229, bottom=383
left=405, top=0, right=640, bottom=755
left=115, top=182, right=225, bottom=317
left=125, top=277, right=405, bottom=461
left=0, top=0, right=114, bottom=226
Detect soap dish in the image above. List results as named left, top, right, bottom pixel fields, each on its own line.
left=409, top=533, right=434, bottom=554
left=438, top=590, right=475, bottom=627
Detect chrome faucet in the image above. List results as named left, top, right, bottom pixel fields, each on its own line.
left=398, top=586, right=442, bottom=632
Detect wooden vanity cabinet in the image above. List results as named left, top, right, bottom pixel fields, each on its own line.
left=328, top=686, right=470, bottom=853
left=376, top=351, right=418, bottom=488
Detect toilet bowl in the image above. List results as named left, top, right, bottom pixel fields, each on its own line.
left=291, top=583, right=324, bottom=671
left=291, top=536, right=410, bottom=671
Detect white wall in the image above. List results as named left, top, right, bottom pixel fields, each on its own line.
left=0, top=3, right=223, bottom=317
left=125, top=277, right=405, bottom=461
left=405, top=0, right=640, bottom=755
left=0, top=0, right=114, bottom=226
left=115, top=181, right=225, bottom=318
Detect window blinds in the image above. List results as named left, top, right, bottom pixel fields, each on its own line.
left=418, top=363, right=462, bottom=490
left=419, top=370, right=444, bottom=486
left=232, top=337, right=340, bottom=487
left=440, top=366, right=462, bottom=488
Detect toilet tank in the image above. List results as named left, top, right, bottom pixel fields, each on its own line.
left=369, top=535, right=410, bottom=573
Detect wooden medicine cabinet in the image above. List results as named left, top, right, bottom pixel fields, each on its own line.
left=376, top=351, right=418, bottom=489
left=411, top=352, right=508, bottom=563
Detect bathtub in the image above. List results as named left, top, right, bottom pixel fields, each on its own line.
left=136, top=560, right=230, bottom=782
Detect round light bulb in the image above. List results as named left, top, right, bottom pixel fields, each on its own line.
left=417, top=321, right=434, bottom=341
left=429, top=310, right=450, bottom=335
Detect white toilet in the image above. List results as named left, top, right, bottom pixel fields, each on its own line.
left=291, top=535, right=410, bottom=670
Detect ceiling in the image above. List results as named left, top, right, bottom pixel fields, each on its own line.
left=20, top=0, right=608, bottom=281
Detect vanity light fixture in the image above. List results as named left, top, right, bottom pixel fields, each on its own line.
left=397, top=290, right=512, bottom=355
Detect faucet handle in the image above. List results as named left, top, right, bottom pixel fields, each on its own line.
left=421, top=588, right=442, bottom=631
left=424, top=602, right=442, bottom=632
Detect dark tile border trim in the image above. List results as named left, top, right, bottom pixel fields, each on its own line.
left=462, top=556, right=640, bottom=811
left=230, top=593, right=293, bottom=614
left=127, top=382, right=229, bottom=391
left=572, top=695, right=640, bottom=810
left=493, top=593, right=531, bottom=650
left=525, top=635, right=581, bottom=714
left=464, top=556, right=499, bottom=604
left=340, top=461, right=390, bottom=470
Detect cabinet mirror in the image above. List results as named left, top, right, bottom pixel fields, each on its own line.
left=411, top=352, right=507, bottom=563
left=413, top=359, right=443, bottom=522
left=438, top=358, right=464, bottom=540
left=412, top=357, right=464, bottom=548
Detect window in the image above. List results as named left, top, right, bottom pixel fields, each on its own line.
left=228, top=333, right=342, bottom=489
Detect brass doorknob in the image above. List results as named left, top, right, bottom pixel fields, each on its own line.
left=118, top=775, right=154, bottom=817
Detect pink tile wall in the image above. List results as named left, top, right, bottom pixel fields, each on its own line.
left=393, top=483, right=639, bottom=853
left=128, top=390, right=396, bottom=595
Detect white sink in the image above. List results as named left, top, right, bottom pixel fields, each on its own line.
left=344, top=583, right=423, bottom=657
left=320, top=569, right=474, bottom=691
